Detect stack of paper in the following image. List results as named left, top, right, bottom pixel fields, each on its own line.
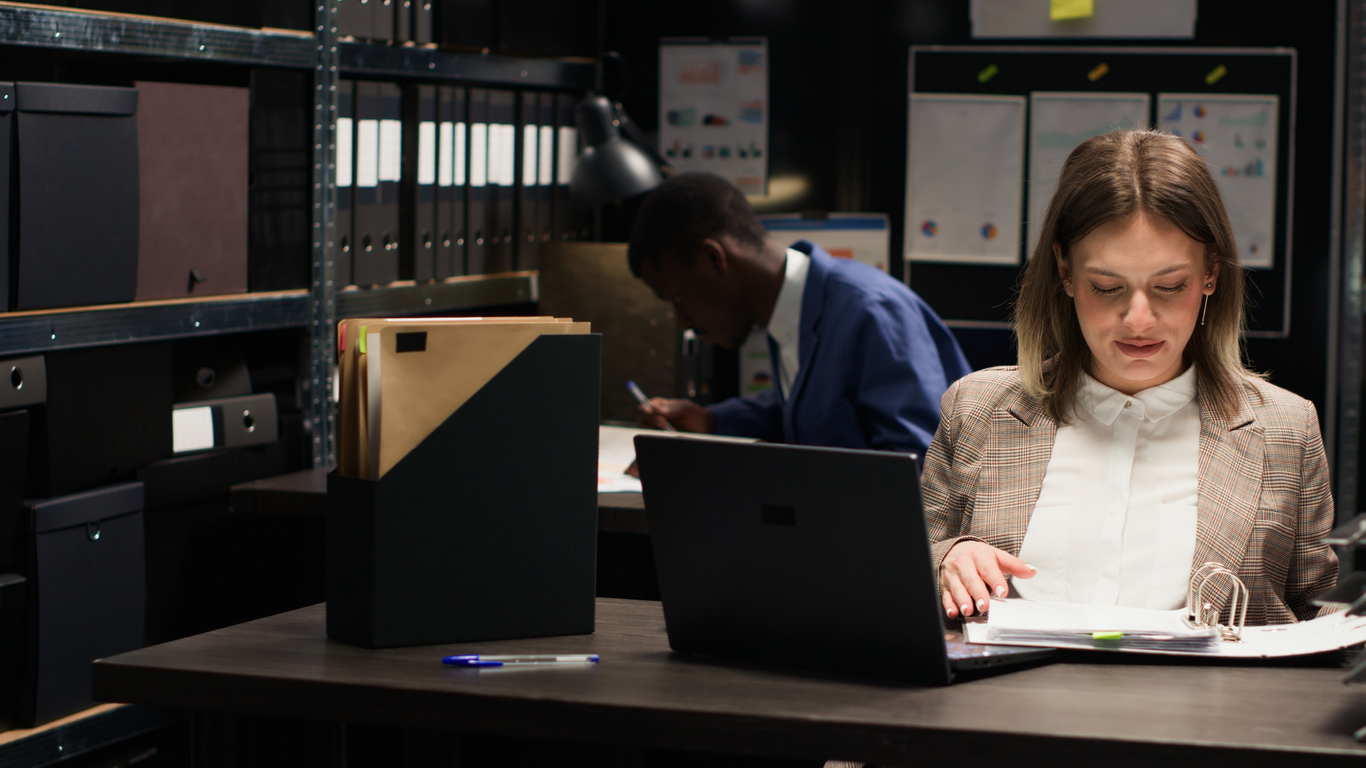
left=982, top=598, right=1221, bottom=652
left=966, top=598, right=1366, bottom=658
left=337, top=316, right=590, bottom=480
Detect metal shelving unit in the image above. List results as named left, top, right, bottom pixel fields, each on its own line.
left=335, top=273, right=538, bottom=318
left=0, top=291, right=309, bottom=356
left=0, top=2, right=314, bottom=66
left=339, top=39, right=594, bottom=89
left=0, top=705, right=183, bottom=768
left=0, top=0, right=589, bottom=469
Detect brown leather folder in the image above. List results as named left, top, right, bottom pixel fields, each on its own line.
left=134, top=81, right=249, bottom=301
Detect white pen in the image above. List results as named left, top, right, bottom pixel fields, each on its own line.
left=626, top=380, right=676, bottom=432
left=442, top=654, right=599, bottom=667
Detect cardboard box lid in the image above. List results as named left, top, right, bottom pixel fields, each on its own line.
left=29, top=482, right=144, bottom=533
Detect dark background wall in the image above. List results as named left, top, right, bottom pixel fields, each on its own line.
left=604, top=1, right=1340, bottom=427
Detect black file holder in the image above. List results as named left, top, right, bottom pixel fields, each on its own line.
left=327, top=333, right=601, bottom=648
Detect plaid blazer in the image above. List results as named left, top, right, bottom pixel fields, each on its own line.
left=922, top=366, right=1338, bottom=625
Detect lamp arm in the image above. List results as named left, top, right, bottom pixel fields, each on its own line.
left=614, top=103, right=677, bottom=176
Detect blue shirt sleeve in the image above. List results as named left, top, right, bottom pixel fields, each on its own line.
left=709, top=387, right=785, bottom=443
left=847, top=296, right=956, bottom=457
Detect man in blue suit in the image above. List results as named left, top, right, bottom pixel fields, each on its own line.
left=629, top=172, right=971, bottom=457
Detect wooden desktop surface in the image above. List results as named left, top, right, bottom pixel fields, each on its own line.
left=229, top=467, right=649, bottom=532
left=93, top=599, right=1366, bottom=766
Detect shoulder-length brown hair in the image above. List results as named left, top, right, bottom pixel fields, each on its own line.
left=1013, top=128, right=1247, bottom=423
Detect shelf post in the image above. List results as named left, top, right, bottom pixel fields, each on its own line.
left=309, top=0, right=340, bottom=470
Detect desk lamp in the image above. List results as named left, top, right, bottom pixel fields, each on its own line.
left=569, top=53, right=674, bottom=207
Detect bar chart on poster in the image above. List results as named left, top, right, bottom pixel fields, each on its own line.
left=905, top=47, right=1294, bottom=337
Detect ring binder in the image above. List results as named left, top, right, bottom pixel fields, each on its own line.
left=1184, top=562, right=1249, bottom=641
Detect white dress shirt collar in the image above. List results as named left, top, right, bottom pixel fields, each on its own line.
left=1077, top=363, right=1199, bottom=426
left=765, top=248, right=810, bottom=400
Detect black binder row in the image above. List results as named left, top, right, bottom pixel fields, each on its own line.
left=336, top=82, right=587, bottom=287
left=336, top=0, right=433, bottom=44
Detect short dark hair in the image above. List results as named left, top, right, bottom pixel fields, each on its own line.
left=627, top=172, right=768, bottom=277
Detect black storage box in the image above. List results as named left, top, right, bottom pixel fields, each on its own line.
left=27, top=342, right=173, bottom=499
left=13, top=82, right=139, bottom=310
left=0, top=354, right=42, bottom=572
left=20, top=482, right=146, bottom=727
left=0, top=573, right=27, bottom=732
left=327, top=334, right=601, bottom=648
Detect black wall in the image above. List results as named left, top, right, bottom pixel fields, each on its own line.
left=604, top=0, right=1341, bottom=427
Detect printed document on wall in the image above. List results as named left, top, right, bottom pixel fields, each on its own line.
left=1027, top=92, right=1149, bottom=256
left=1158, top=94, right=1278, bottom=269
left=906, top=94, right=1025, bottom=265
left=659, top=39, right=768, bottom=195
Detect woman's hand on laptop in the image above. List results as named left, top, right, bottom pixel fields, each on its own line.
left=940, top=541, right=1036, bottom=619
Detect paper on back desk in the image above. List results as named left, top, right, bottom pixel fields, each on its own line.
left=596, top=425, right=762, bottom=493
left=365, top=319, right=590, bottom=479
left=337, top=317, right=569, bottom=477
left=964, top=599, right=1366, bottom=658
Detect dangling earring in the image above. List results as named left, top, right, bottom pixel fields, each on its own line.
left=1200, top=284, right=1212, bottom=326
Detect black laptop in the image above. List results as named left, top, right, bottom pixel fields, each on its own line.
left=634, top=436, right=1052, bottom=685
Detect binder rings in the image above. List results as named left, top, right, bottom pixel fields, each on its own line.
left=135, top=81, right=249, bottom=301
left=396, top=0, right=411, bottom=41
left=966, top=563, right=1366, bottom=658
left=14, top=82, right=139, bottom=310
left=553, top=92, right=578, bottom=242
left=328, top=320, right=600, bottom=648
left=373, top=0, right=394, bottom=40
left=353, top=81, right=382, bottom=284
left=466, top=88, right=489, bottom=274
left=414, top=0, right=432, bottom=43
left=407, top=85, right=438, bottom=282
left=488, top=89, right=517, bottom=273
left=336, top=80, right=356, bottom=287
left=517, top=91, right=541, bottom=271
left=376, top=82, right=403, bottom=282
left=434, top=86, right=462, bottom=278
left=536, top=92, right=556, bottom=254
left=172, top=393, right=279, bottom=454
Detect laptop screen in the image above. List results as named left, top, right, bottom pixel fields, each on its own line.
left=635, top=436, right=955, bottom=685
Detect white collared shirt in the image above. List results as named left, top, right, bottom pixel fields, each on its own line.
left=1013, top=365, right=1201, bottom=610
left=765, top=248, right=810, bottom=401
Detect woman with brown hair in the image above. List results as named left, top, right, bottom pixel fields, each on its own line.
left=925, top=128, right=1337, bottom=626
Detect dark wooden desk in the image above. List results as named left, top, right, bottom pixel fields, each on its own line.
left=93, top=599, right=1366, bottom=767
left=229, top=468, right=649, bottom=533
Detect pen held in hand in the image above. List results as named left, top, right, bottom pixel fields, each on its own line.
left=627, top=380, right=676, bottom=432
left=442, top=653, right=600, bottom=667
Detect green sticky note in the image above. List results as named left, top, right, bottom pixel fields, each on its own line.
left=1092, top=631, right=1124, bottom=640
left=359, top=326, right=368, bottom=354
left=1051, top=0, right=1094, bottom=21
left=1205, top=64, right=1228, bottom=85
left=977, top=63, right=1000, bottom=83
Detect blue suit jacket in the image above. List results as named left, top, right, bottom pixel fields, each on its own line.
left=709, top=241, right=971, bottom=457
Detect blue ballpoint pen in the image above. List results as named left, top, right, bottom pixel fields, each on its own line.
left=627, top=380, right=676, bottom=432
left=442, top=654, right=600, bottom=667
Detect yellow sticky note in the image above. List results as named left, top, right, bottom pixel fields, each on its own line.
left=1051, top=0, right=1094, bottom=21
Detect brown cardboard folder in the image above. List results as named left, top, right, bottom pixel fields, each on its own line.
left=337, top=317, right=582, bottom=479
left=327, top=315, right=600, bottom=647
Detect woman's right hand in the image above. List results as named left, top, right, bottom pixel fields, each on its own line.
left=939, top=540, right=1036, bottom=619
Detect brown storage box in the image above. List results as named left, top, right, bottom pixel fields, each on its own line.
left=135, top=81, right=249, bottom=301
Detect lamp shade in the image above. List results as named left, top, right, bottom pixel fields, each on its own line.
left=570, top=96, right=664, bottom=207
